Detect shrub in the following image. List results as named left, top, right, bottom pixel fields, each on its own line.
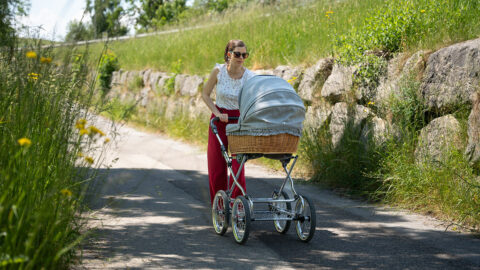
left=97, top=50, right=119, bottom=97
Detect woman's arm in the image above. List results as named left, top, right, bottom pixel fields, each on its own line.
left=202, top=68, right=228, bottom=122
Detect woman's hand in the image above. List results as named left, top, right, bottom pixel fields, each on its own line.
left=218, top=113, right=229, bottom=123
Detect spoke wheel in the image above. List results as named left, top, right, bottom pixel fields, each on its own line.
left=270, top=190, right=291, bottom=234
left=231, top=196, right=251, bottom=244
left=212, top=190, right=229, bottom=235
left=295, top=195, right=316, bottom=242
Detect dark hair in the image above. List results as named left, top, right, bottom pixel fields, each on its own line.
left=224, top=39, right=247, bottom=63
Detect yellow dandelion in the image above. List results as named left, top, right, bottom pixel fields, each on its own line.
left=79, top=128, right=89, bottom=136
left=60, top=189, right=72, bottom=197
left=420, top=9, right=426, bottom=13
left=40, top=56, right=52, bottom=63
left=28, top=73, right=39, bottom=81
left=367, top=101, right=375, bottom=106
left=104, top=138, right=111, bottom=144
left=89, top=126, right=105, bottom=136
left=84, top=156, right=94, bottom=164
left=26, top=51, right=37, bottom=59
left=18, top=137, right=32, bottom=146
left=75, top=119, right=87, bottom=129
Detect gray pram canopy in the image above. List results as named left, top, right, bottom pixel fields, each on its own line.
left=226, top=75, right=306, bottom=137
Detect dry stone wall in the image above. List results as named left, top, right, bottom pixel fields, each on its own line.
left=108, top=38, right=480, bottom=164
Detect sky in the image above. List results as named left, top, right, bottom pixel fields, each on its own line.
left=18, top=0, right=195, bottom=41
left=18, top=0, right=88, bottom=41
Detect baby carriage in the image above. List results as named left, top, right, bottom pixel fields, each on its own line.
left=210, top=75, right=316, bottom=244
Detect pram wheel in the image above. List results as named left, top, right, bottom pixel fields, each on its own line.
left=212, top=190, right=229, bottom=235
left=295, top=195, right=316, bottom=242
left=270, top=190, right=291, bottom=234
left=231, top=196, right=251, bottom=244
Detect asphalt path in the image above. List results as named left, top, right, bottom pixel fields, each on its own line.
left=77, top=117, right=480, bottom=269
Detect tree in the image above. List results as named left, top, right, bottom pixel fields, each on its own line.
left=127, top=0, right=187, bottom=31
left=65, top=20, right=94, bottom=42
left=86, top=0, right=128, bottom=38
left=0, top=0, right=29, bottom=48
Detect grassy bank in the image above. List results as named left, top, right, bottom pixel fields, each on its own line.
left=0, top=41, right=106, bottom=267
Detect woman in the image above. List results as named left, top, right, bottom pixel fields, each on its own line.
left=202, top=39, right=255, bottom=205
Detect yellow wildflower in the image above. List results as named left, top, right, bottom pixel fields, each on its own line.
left=60, top=189, right=72, bottom=197
left=420, top=9, right=426, bottom=13
left=104, top=138, right=111, bottom=144
left=326, top=10, right=334, bottom=14
left=28, top=73, right=39, bottom=81
left=77, top=152, right=84, bottom=158
left=84, top=156, right=94, bottom=164
left=26, top=51, right=37, bottom=59
left=79, top=128, right=89, bottom=136
left=17, top=137, right=32, bottom=146
left=287, top=76, right=298, bottom=84
left=40, top=57, right=52, bottom=63
left=89, top=126, right=105, bottom=136
left=75, top=119, right=87, bottom=129
left=367, top=101, right=375, bottom=106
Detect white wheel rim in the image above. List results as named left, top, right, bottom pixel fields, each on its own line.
left=296, top=197, right=311, bottom=240
left=212, top=193, right=226, bottom=233
left=273, top=193, right=287, bottom=231
left=232, top=199, right=246, bottom=241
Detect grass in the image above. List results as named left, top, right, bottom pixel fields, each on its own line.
left=0, top=40, right=106, bottom=268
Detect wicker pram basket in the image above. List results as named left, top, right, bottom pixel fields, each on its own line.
left=228, top=133, right=299, bottom=154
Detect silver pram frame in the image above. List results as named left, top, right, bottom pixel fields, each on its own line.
left=210, top=116, right=316, bottom=244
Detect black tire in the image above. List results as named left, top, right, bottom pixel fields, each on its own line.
left=212, top=190, right=229, bottom=235
left=231, top=196, right=251, bottom=244
left=294, top=195, right=316, bottom=242
left=271, top=190, right=291, bottom=234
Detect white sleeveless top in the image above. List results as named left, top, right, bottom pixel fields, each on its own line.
left=215, top=63, right=255, bottom=110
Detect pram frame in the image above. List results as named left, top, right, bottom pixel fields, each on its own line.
left=210, top=117, right=316, bottom=244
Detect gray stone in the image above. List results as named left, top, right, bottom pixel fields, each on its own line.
left=140, top=86, right=152, bottom=107
left=181, top=75, right=204, bottom=96
left=329, top=102, right=371, bottom=148
left=321, top=64, right=355, bottom=103
left=298, top=58, right=334, bottom=101
left=110, top=70, right=122, bottom=88
left=465, top=92, right=480, bottom=165
left=253, top=69, right=274, bottom=75
left=376, top=51, right=427, bottom=106
left=142, top=69, right=152, bottom=87
left=155, top=74, right=172, bottom=95
left=421, top=38, right=480, bottom=112
left=415, top=115, right=463, bottom=163
left=148, top=72, right=166, bottom=91
left=360, top=116, right=388, bottom=147
left=273, top=65, right=303, bottom=82
left=174, top=74, right=188, bottom=95
left=304, top=99, right=332, bottom=129
left=125, top=71, right=140, bottom=87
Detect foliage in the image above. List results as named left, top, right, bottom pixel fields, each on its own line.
left=65, top=20, right=95, bottom=42
left=86, top=0, right=128, bottom=38
left=164, top=59, right=183, bottom=96
left=0, top=41, right=102, bottom=268
left=127, top=0, right=188, bottom=31
left=0, top=0, right=29, bottom=48
left=98, top=50, right=120, bottom=97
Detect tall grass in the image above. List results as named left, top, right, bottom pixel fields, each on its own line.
left=71, top=0, right=386, bottom=74
left=0, top=40, right=103, bottom=268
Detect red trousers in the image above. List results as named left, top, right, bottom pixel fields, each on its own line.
left=208, top=107, right=246, bottom=204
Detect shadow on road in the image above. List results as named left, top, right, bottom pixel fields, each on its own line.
left=78, top=167, right=480, bottom=269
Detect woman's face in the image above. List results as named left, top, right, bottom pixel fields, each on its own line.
left=229, top=46, right=248, bottom=66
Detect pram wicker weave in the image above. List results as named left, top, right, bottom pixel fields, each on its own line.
left=228, top=133, right=299, bottom=154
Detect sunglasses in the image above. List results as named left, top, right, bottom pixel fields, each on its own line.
left=230, top=51, right=249, bottom=59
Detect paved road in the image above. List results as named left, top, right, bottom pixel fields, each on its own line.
left=78, top=118, right=480, bottom=269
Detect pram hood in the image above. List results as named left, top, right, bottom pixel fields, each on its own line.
left=226, top=75, right=306, bottom=137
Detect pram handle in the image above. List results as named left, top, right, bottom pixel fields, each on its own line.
left=210, top=116, right=239, bottom=135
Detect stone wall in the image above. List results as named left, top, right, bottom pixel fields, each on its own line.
left=108, top=37, right=480, bottom=165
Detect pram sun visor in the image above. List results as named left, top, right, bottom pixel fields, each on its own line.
left=226, top=75, right=306, bottom=137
